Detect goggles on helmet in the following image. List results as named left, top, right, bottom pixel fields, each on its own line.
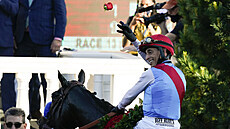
left=139, top=35, right=174, bottom=56
left=141, top=37, right=174, bottom=49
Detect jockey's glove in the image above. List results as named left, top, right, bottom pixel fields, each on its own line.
left=117, top=21, right=137, bottom=42
left=111, top=106, right=125, bottom=114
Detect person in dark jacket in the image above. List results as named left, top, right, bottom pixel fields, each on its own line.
left=14, top=0, right=67, bottom=120
left=0, top=0, right=19, bottom=113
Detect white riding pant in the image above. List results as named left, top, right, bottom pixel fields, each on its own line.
left=134, top=116, right=180, bottom=129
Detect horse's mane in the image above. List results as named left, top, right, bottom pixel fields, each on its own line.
left=68, top=80, right=113, bottom=110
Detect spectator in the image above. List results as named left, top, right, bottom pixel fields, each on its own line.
left=121, top=0, right=161, bottom=55
left=115, top=21, right=186, bottom=128
left=0, top=0, right=18, bottom=113
left=14, top=0, right=67, bottom=120
left=158, top=0, right=183, bottom=43
left=4, top=107, right=27, bottom=129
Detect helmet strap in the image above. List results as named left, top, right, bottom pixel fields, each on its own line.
left=157, top=47, right=168, bottom=64
left=159, top=47, right=168, bottom=60
left=166, top=53, right=172, bottom=59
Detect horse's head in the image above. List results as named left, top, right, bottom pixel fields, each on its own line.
left=51, top=70, right=85, bottom=102
left=44, top=70, right=114, bottom=129
left=58, top=69, right=85, bottom=88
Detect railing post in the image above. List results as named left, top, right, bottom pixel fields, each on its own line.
left=0, top=72, right=2, bottom=81
left=15, top=72, right=31, bottom=127
left=45, top=71, right=59, bottom=104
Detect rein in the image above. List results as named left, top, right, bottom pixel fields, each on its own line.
left=79, top=112, right=116, bottom=129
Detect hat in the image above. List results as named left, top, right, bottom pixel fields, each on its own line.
left=162, top=0, right=178, bottom=9
left=139, top=34, right=174, bottom=56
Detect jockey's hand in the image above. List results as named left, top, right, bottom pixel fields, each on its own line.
left=111, top=106, right=125, bottom=114
left=117, top=21, right=137, bottom=42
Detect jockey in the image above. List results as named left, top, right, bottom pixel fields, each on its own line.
left=113, top=21, right=186, bottom=129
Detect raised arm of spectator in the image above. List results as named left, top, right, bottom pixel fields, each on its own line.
left=157, top=20, right=168, bottom=35
left=157, top=20, right=178, bottom=42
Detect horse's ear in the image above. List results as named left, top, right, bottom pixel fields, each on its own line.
left=78, top=69, right=85, bottom=84
left=58, top=70, right=68, bottom=88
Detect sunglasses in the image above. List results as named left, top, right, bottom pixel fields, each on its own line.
left=6, top=122, right=23, bottom=128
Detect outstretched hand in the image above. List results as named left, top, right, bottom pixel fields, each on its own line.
left=117, top=21, right=137, bottom=42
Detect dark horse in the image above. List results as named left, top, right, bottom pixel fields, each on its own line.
left=41, top=70, right=114, bottom=129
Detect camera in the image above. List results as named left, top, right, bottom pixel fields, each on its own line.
left=138, top=2, right=166, bottom=13
left=143, top=13, right=168, bottom=26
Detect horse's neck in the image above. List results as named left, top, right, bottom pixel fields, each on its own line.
left=66, top=86, right=114, bottom=126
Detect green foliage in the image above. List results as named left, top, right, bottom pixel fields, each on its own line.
left=99, top=114, right=111, bottom=128
left=177, top=52, right=230, bottom=129
left=178, top=0, right=230, bottom=74
left=176, top=0, right=229, bottom=128
left=114, top=105, right=143, bottom=128
left=98, top=104, right=143, bottom=129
